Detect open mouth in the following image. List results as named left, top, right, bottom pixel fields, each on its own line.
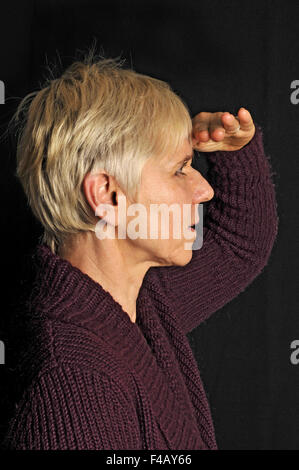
left=189, top=224, right=196, bottom=232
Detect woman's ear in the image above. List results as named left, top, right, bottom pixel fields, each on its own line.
left=83, top=171, right=124, bottom=227
left=83, top=171, right=111, bottom=210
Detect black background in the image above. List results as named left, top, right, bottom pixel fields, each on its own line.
left=0, top=0, right=298, bottom=450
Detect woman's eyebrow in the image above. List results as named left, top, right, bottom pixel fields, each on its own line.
left=174, top=152, right=194, bottom=168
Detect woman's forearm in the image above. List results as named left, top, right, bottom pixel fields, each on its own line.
left=158, top=125, right=279, bottom=334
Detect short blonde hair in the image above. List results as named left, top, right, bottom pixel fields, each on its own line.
left=12, top=51, right=192, bottom=253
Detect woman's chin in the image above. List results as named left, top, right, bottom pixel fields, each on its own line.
left=165, top=246, right=193, bottom=267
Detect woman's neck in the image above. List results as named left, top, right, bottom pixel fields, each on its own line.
left=58, top=231, right=153, bottom=323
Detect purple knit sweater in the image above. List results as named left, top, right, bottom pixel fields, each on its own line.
left=2, top=126, right=278, bottom=450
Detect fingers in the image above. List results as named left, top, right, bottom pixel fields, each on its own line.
left=221, top=112, right=240, bottom=134
left=194, top=111, right=240, bottom=142
left=209, top=112, right=227, bottom=141
left=192, top=107, right=254, bottom=144
left=237, top=107, right=254, bottom=132
left=192, top=112, right=211, bottom=142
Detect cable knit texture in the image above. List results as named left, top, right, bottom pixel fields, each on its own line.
left=2, top=126, right=278, bottom=450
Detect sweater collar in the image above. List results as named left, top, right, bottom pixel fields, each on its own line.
left=29, top=243, right=164, bottom=338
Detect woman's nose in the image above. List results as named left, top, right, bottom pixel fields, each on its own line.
left=192, top=174, right=214, bottom=204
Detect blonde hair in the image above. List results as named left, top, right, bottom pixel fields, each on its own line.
left=12, top=50, right=192, bottom=253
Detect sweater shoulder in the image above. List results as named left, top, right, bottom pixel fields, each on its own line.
left=2, top=360, right=141, bottom=450
left=17, top=316, right=133, bottom=392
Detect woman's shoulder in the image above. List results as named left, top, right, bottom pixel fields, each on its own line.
left=2, top=347, right=140, bottom=450
left=17, top=315, right=132, bottom=393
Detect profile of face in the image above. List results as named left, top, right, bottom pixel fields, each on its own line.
left=85, top=136, right=214, bottom=269
left=114, top=137, right=215, bottom=268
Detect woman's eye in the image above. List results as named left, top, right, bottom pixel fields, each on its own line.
left=175, top=160, right=188, bottom=176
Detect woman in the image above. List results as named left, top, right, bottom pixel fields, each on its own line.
left=2, top=53, right=278, bottom=450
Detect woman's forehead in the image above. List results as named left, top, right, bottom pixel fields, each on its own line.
left=160, top=138, right=193, bottom=167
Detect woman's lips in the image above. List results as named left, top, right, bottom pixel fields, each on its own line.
left=188, top=213, right=200, bottom=231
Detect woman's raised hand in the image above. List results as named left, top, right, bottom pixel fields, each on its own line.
left=192, top=107, right=256, bottom=152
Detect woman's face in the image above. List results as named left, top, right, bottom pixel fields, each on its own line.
left=123, top=137, right=215, bottom=267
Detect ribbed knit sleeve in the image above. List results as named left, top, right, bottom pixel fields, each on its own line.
left=160, top=126, right=279, bottom=334
left=2, top=364, right=143, bottom=450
